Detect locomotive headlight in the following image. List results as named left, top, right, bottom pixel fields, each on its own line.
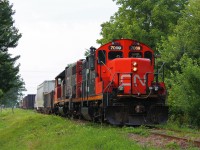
left=133, top=67, right=138, bottom=72
left=132, top=62, right=137, bottom=66
left=154, top=86, right=159, bottom=91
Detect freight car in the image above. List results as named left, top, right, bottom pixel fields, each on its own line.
left=34, top=80, right=55, bottom=112
left=21, top=94, right=36, bottom=109
left=43, top=39, right=168, bottom=126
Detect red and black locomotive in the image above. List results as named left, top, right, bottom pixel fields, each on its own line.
left=46, top=39, right=168, bottom=125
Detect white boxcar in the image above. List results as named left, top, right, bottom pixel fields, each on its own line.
left=35, top=80, right=55, bottom=111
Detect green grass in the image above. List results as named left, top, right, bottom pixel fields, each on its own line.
left=122, top=126, right=150, bottom=137
left=0, top=109, right=152, bottom=150
left=156, top=121, right=200, bottom=136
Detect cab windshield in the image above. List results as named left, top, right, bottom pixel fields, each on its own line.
left=108, top=51, right=123, bottom=60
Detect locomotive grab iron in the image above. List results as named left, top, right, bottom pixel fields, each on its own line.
left=33, top=39, right=168, bottom=126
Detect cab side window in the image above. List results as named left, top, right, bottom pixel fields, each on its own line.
left=98, top=50, right=106, bottom=65
left=129, top=52, right=142, bottom=58
left=144, top=51, right=152, bottom=64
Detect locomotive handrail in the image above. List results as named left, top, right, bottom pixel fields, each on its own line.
left=155, top=62, right=165, bottom=82
left=100, top=61, right=113, bottom=75
left=158, top=62, right=165, bottom=74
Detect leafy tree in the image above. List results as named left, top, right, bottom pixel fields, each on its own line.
left=0, top=48, right=25, bottom=106
left=167, top=55, right=200, bottom=127
left=159, top=0, right=200, bottom=127
left=0, top=0, right=21, bottom=52
left=97, top=0, right=188, bottom=50
left=0, top=0, right=24, bottom=105
left=159, top=0, right=200, bottom=67
left=1, top=86, right=24, bottom=106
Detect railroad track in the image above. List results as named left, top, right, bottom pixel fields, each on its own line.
left=150, top=129, right=200, bottom=148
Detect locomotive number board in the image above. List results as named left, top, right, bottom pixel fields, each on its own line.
left=129, top=45, right=142, bottom=51
left=109, top=45, right=123, bottom=50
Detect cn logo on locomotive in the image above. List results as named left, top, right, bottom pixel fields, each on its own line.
left=120, top=74, right=146, bottom=86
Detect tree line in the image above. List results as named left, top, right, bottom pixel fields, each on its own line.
left=98, top=0, right=200, bottom=127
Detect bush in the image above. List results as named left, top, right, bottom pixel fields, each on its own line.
left=167, top=55, right=200, bottom=127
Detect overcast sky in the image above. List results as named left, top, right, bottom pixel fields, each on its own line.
left=9, top=0, right=118, bottom=96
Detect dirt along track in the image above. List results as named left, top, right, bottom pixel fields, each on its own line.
left=129, top=127, right=200, bottom=149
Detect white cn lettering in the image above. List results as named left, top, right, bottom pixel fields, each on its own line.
left=120, top=74, right=146, bottom=87
left=120, top=74, right=131, bottom=86
left=133, top=74, right=146, bottom=86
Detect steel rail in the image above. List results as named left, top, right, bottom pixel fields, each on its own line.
left=150, top=131, right=200, bottom=148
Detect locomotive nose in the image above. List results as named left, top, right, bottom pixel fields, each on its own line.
left=108, top=58, right=153, bottom=95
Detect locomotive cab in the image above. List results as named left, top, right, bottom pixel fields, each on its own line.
left=95, top=39, right=156, bottom=96
left=54, top=70, right=65, bottom=103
